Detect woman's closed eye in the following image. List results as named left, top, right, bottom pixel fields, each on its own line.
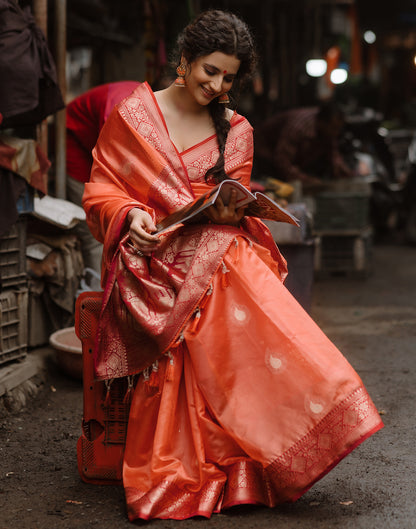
left=204, top=67, right=235, bottom=84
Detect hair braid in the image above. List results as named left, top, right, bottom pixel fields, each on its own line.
left=205, top=101, right=231, bottom=184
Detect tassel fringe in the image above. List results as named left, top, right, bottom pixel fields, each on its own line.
left=221, top=260, right=230, bottom=288
left=103, top=378, right=114, bottom=406
left=123, top=375, right=135, bottom=404
left=165, top=350, right=175, bottom=381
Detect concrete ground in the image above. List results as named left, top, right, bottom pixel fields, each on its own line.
left=0, top=240, right=415, bottom=528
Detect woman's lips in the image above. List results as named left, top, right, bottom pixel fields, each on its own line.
left=201, top=86, right=216, bottom=99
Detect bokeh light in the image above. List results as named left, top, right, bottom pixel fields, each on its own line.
left=305, top=59, right=327, bottom=77
left=364, top=30, right=376, bottom=44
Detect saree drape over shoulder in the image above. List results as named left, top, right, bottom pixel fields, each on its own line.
left=83, top=82, right=383, bottom=521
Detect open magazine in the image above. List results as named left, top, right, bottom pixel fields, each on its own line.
left=156, top=179, right=300, bottom=234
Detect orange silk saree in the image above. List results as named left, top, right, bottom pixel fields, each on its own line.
left=83, top=82, right=383, bottom=521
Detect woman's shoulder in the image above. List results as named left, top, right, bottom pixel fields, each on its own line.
left=117, top=82, right=158, bottom=109
left=115, top=82, right=156, bottom=127
left=230, top=110, right=253, bottom=131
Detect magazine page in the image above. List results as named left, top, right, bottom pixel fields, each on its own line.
left=217, top=180, right=254, bottom=207
left=246, top=193, right=300, bottom=225
left=156, top=180, right=255, bottom=234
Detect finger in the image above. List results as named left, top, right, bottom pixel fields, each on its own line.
left=142, top=215, right=157, bottom=234
left=130, top=222, right=159, bottom=241
left=204, top=206, right=218, bottom=222
left=227, top=190, right=238, bottom=210
left=129, top=231, right=159, bottom=252
left=215, top=196, right=225, bottom=211
left=140, top=230, right=160, bottom=242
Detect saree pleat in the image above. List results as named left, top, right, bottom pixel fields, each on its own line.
left=122, top=238, right=382, bottom=520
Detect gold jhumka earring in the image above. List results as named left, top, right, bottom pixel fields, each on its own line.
left=218, top=92, right=230, bottom=104
left=174, top=63, right=187, bottom=87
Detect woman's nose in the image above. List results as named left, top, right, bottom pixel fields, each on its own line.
left=210, top=76, right=223, bottom=92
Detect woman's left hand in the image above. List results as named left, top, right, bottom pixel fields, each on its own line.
left=204, top=189, right=246, bottom=226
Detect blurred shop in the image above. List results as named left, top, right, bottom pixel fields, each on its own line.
left=1, top=0, right=416, bottom=378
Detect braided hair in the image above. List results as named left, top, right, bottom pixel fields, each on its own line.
left=175, top=10, right=257, bottom=184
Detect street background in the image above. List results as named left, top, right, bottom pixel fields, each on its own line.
left=1, top=240, right=415, bottom=529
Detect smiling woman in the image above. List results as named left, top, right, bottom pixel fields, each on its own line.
left=82, top=9, right=383, bottom=522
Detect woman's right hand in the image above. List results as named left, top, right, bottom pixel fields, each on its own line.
left=127, top=208, right=160, bottom=255
left=205, top=189, right=246, bottom=226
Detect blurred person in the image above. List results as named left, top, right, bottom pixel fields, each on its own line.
left=254, top=101, right=353, bottom=190
left=66, top=81, right=140, bottom=272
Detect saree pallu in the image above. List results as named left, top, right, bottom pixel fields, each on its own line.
left=83, top=82, right=383, bottom=521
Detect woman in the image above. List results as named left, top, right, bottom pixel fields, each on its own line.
left=83, top=10, right=383, bottom=522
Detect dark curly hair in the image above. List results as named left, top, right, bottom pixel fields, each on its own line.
left=175, top=10, right=257, bottom=184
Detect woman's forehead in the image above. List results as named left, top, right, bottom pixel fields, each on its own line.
left=196, top=52, right=240, bottom=73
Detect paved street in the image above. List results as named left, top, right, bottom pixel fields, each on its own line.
left=1, top=240, right=415, bottom=529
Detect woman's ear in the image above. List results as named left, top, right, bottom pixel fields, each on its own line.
left=180, top=53, right=192, bottom=70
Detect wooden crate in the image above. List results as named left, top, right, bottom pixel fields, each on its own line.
left=0, top=287, right=28, bottom=366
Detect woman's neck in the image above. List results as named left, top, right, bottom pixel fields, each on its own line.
left=157, top=84, right=209, bottom=117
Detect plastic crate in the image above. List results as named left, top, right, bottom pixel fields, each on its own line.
left=0, top=287, right=28, bottom=366
left=0, top=218, right=27, bottom=291
left=75, top=291, right=134, bottom=485
left=313, top=192, right=370, bottom=232
left=314, top=228, right=373, bottom=278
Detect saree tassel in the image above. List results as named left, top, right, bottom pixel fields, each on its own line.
left=165, top=350, right=175, bottom=381
left=142, top=366, right=152, bottom=394
left=198, top=286, right=212, bottom=312
left=221, top=261, right=230, bottom=288
left=147, top=360, right=159, bottom=389
left=123, top=375, right=135, bottom=404
left=187, top=307, right=201, bottom=334
left=196, top=285, right=213, bottom=313
left=233, top=237, right=240, bottom=262
left=103, top=379, right=113, bottom=407
left=175, top=332, right=185, bottom=346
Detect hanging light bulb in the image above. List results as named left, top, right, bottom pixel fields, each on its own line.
left=306, top=58, right=328, bottom=77
left=306, top=5, right=327, bottom=78
left=364, top=30, right=376, bottom=44
left=330, top=67, right=348, bottom=84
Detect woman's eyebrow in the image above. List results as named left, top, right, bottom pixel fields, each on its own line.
left=204, top=63, right=237, bottom=76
